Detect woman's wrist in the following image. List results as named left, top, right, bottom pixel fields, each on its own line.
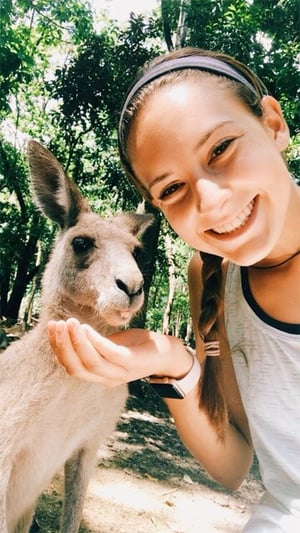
left=151, top=334, right=195, bottom=379
left=146, top=348, right=201, bottom=399
left=143, top=334, right=201, bottom=399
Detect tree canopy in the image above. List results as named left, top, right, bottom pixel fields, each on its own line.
left=0, top=0, right=299, bottom=334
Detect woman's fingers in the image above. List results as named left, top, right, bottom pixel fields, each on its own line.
left=48, top=319, right=100, bottom=382
left=82, top=325, right=157, bottom=379
left=48, top=318, right=128, bottom=385
left=48, top=319, right=187, bottom=386
left=82, top=324, right=130, bottom=363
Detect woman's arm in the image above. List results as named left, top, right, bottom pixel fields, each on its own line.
left=168, top=252, right=253, bottom=490
left=165, top=387, right=253, bottom=490
left=48, top=253, right=253, bottom=490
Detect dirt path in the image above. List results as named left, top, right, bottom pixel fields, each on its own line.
left=32, top=391, right=264, bottom=532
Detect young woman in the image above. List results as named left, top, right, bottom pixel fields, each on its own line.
left=48, top=47, right=300, bottom=531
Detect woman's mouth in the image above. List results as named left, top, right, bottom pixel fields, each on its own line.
left=212, top=199, right=255, bottom=235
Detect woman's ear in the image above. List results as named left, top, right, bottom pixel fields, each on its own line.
left=261, top=95, right=290, bottom=151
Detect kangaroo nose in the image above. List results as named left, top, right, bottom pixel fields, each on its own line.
left=116, top=278, right=144, bottom=301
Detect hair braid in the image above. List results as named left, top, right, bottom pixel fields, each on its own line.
left=199, top=252, right=228, bottom=436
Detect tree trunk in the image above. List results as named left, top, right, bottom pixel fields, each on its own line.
left=22, top=240, right=42, bottom=326
left=161, top=0, right=190, bottom=50
left=175, top=0, right=189, bottom=48
left=162, top=232, right=176, bottom=335
left=0, top=273, right=10, bottom=320
left=161, top=0, right=174, bottom=51
left=4, top=212, right=41, bottom=321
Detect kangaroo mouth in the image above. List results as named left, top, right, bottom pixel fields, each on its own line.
left=119, top=309, right=132, bottom=321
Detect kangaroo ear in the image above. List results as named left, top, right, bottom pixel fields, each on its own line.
left=261, top=95, right=290, bottom=151
left=27, top=140, right=89, bottom=229
left=115, top=213, right=155, bottom=238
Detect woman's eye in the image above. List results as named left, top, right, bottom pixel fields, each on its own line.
left=159, top=182, right=183, bottom=200
left=210, top=138, right=234, bottom=161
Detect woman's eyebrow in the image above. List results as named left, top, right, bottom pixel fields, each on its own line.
left=149, top=172, right=171, bottom=192
left=148, top=120, right=235, bottom=191
left=194, top=120, right=235, bottom=151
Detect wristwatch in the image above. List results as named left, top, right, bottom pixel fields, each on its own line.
left=145, top=349, right=201, bottom=399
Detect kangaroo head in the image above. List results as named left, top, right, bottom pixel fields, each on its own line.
left=27, top=140, right=153, bottom=331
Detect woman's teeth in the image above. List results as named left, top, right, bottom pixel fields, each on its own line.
left=212, top=200, right=254, bottom=235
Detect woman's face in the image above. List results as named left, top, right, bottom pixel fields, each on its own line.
left=127, top=78, right=292, bottom=265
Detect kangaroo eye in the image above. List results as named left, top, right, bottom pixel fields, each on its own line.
left=72, top=236, right=95, bottom=254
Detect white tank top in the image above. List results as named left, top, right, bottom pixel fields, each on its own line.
left=224, top=262, right=300, bottom=532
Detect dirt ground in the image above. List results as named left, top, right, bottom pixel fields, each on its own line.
left=30, top=388, right=264, bottom=533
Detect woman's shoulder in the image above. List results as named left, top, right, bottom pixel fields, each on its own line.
left=188, top=253, right=203, bottom=306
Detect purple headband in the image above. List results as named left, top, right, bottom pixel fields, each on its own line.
left=119, top=55, right=257, bottom=133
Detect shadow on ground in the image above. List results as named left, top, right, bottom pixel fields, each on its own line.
left=31, top=386, right=263, bottom=532
left=102, top=389, right=261, bottom=503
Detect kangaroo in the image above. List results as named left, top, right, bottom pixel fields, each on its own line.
left=0, top=140, right=153, bottom=533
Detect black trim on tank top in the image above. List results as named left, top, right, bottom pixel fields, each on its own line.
left=241, top=267, right=300, bottom=334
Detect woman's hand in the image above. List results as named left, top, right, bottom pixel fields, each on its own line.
left=48, top=318, right=192, bottom=386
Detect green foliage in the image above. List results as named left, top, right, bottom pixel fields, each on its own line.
left=0, top=0, right=93, bottom=117
left=0, top=0, right=299, bottom=330
left=0, top=0, right=95, bottom=320
left=160, top=0, right=299, bottom=135
left=287, top=133, right=300, bottom=180
left=146, top=223, right=193, bottom=337
left=0, top=138, right=53, bottom=319
left=38, top=14, right=163, bottom=221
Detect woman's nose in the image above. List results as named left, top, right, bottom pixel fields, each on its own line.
left=193, top=177, right=230, bottom=213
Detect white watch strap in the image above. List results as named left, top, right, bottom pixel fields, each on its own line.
left=174, top=351, right=201, bottom=395
left=147, top=349, right=201, bottom=397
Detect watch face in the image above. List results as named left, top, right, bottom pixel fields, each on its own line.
left=148, top=382, right=185, bottom=399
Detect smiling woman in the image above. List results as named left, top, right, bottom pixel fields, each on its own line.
left=49, top=46, right=300, bottom=533
left=125, top=77, right=290, bottom=267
